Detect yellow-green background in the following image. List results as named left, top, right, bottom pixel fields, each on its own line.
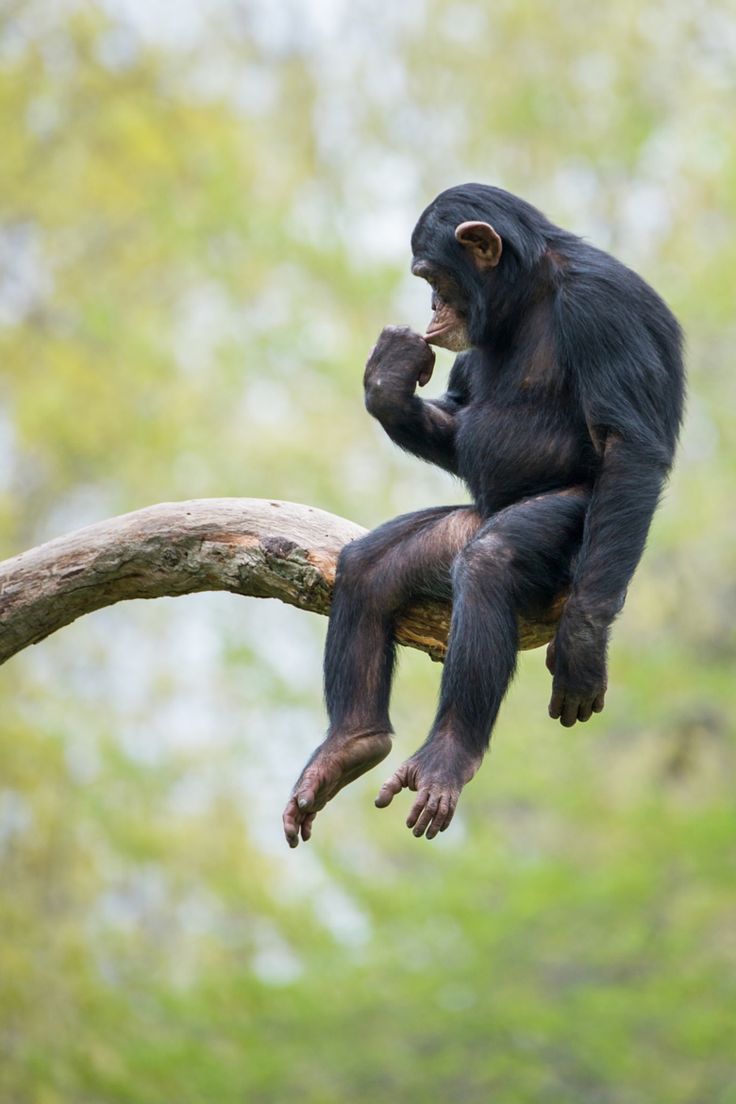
left=1, top=2, right=735, bottom=1101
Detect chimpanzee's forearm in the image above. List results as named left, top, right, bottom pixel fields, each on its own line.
left=364, top=387, right=459, bottom=472
left=566, top=440, right=669, bottom=624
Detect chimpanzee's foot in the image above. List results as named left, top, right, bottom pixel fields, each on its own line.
left=375, top=741, right=481, bottom=840
left=282, top=730, right=392, bottom=848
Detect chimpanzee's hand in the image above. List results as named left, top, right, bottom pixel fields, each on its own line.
left=547, top=608, right=609, bottom=727
left=364, top=326, right=436, bottom=410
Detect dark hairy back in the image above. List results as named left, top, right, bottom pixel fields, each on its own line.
left=416, top=183, right=685, bottom=493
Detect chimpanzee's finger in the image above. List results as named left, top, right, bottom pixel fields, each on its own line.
left=545, top=640, right=557, bottom=676
left=426, top=795, right=450, bottom=839
left=577, top=700, right=594, bottom=723
left=560, top=698, right=579, bottom=727
left=282, top=798, right=301, bottom=849
left=300, top=813, right=316, bottom=842
left=411, top=791, right=440, bottom=837
left=417, top=351, right=436, bottom=387
left=406, top=788, right=431, bottom=830
left=374, top=771, right=405, bottom=808
left=549, top=689, right=565, bottom=719
left=296, top=785, right=317, bottom=811
left=593, top=691, right=606, bottom=713
left=439, top=796, right=458, bottom=832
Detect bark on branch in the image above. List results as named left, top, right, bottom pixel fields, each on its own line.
left=0, top=498, right=564, bottom=666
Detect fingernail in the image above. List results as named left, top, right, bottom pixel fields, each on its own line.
left=298, top=797, right=308, bottom=810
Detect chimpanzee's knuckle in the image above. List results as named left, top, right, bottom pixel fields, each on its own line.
left=379, top=324, right=408, bottom=343
left=379, top=325, right=425, bottom=351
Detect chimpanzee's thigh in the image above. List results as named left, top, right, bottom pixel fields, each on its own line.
left=334, top=504, right=482, bottom=611
left=464, top=486, right=591, bottom=619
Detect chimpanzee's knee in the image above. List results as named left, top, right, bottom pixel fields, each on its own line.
left=336, top=535, right=370, bottom=578
left=451, top=499, right=582, bottom=614
left=452, top=528, right=516, bottom=593
left=335, top=536, right=387, bottom=603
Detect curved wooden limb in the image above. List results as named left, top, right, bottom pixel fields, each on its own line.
left=0, top=498, right=564, bottom=666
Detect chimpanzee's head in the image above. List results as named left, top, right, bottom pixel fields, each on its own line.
left=410, top=184, right=551, bottom=350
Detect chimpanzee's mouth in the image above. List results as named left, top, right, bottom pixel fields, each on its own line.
left=424, top=302, right=462, bottom=341
left=424, top=322, right=453, bottom=339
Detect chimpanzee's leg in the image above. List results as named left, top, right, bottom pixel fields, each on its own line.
left=282, top=505, right=481, bottom=846
left=376, top=487, right=591, bottom=839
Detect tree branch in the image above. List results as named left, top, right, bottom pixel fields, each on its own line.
left=0, top=498, right=564, bottom=665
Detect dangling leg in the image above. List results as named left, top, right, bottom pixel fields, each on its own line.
left=282, top=506, right=481, bottom=846
left=376, top=488, right=590, bottom=839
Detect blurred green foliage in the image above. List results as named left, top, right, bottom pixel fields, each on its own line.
left=1, top=2, right=735, bottom=1101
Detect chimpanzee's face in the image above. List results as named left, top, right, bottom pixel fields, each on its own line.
left=411, top=258, right=472, bottom=352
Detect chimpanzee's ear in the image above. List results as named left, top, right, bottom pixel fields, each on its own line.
left=454, top=221, right=503, bottom=268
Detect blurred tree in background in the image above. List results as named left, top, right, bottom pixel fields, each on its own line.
left=1, top=1, right=735, bottom=1101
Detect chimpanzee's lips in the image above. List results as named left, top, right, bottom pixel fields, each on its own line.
left=424, top=324, right=452, bottom=341
left=424, top=314, right=453, bottom=339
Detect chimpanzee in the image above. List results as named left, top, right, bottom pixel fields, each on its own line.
left=282, top=183, right=684, bottom=847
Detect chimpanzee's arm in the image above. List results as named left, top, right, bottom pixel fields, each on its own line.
left=568, top=435, right=669, bottom=619
left=549, top=288, right=684, bottom=726
left=363, top=326, right=469, bottom=474
left=548, top=436, right=670, bottom=724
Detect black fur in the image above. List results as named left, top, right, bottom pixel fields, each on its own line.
left=329, top=183, right=684, bottom=787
